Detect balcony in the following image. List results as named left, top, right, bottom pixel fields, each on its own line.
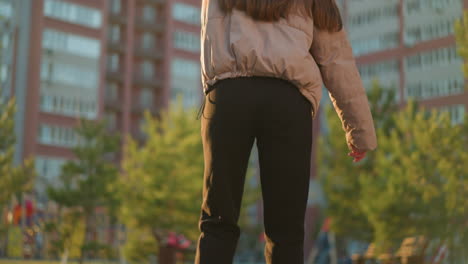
left=132, top=100, right=160, bottom=115
left=137, top=0, right=166, bottom=6
left=109, top=12, right=127, bottom=25
left=108, top=40, right=125, bottom=53
left=134, top=46, right=163, bottom=61
left=136, top=18, right=165, bottom=33
left=106, top=68, right=124, bottom=83
left=104, top=96, right=122, bottom=111
left=133, top=73, right=163, bottom=89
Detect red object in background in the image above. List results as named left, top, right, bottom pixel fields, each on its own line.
left=12, top=200, right=35, bottom=225
left=177, top=234, right=191, bottom=250
left=259, top=232, right=266, bottom=243
left=321, top=218, right=331, bottom=232
left=26, top=200, right=34, bottom=217
left=13, top=205, right=22, bottom=225
left=167, top=232, right=178, bottom=247
left=166, top=232, right=192, bottom=250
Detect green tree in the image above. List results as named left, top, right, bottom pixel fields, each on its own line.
left=321, top=78, right=468, bottom=261
left=43, top=209, right=84, bottom=263
left=47, top=119, right=120, bottom=263
left=117, top=101, right=204, bottom=264
left=359, top=103, right=468, bottom=259
left=318, top=81, right=398, bottom=242
left=0, top=88, right=36, bottom=256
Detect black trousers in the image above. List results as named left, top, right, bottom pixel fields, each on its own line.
left=195, top=77, right=313, bottom=264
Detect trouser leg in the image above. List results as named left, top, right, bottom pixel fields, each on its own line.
left=256, top=80, right=313, bottom=264
left=195, top=80, right=256, bottom=264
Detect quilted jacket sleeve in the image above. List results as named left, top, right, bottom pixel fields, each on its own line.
left=310, top=27, right=377, bottom=151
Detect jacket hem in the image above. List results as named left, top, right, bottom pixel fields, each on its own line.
left=202, top=72, right=319, bottom=118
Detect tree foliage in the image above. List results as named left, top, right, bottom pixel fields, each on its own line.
left=117, top=99, right=262, bottom=263
left=360, top=103, right=468, bottom=253
left=319, top=81, right=398, bottom=242
left=117, top=101, right=204, bottom=256
left=43, top=209, right=85, bottom=260
left=0, top=88, right=36, bottom=257
left=320, top=81, right=468, bottom=258
left=47, top=119, right=120, bottom=262
left=0, top=90, right=36, bottom=208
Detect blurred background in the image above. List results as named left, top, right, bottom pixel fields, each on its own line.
left=0, top=0, right=467, bottom=263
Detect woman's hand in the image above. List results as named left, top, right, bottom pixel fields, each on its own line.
left=348, top=145, right=366, bottom=163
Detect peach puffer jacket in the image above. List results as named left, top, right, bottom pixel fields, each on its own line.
left=200, top=0, right=377, bottom=151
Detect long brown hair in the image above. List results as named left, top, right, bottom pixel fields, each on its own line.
left=218, top=0, right=343, bottom=32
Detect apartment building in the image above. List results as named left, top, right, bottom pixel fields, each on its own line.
left=0, top=0, right=16, bottom=99
left=3, top=0, right=202, bottom=198
left=340, top=0, right=468, bottom=124
left=104, top=0, right=201, bottom=142
left=3, top=0, right=106, bottom=197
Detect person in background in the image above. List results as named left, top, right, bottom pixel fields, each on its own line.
left=195, top=0, right=377, bottom=263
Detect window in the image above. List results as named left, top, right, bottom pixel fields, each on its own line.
left=42, top=29, right=101, bottom=58
left=428, top=0, right=461, bottom=12
left=142, top=6, right=156, bottom=22
left=0, top=1, right=13, bottom=18
left=352, top=32, right=399, bottom=56
left=0, top=64, right=8, bottom=83
left=38, top=124, right=78, bottom=147
left=106, top=83, right=119, bottom=101
left=451, top=105, right=466, bottom=125
left=141, top=61, right=154, bottom=78
left=109, top=25, right=120, bottom=43
left=172, top=58, right=200, bottom=78
left=104, top=112, right=117, bottom=130
left=140, top=89, right=153, bottom=107
left=40, top=31, right=100, bottom=119
left=406, top=46, right=461, bottom=71
left=406, top=77, right=465, bottom=100
left=44, top=0, right=102, bottom=28
left=41, top=58, right=98, bottom=89
left=438, top=104, right=466, bottom=125
left=173, top=30, right=200, bottom=52
left=405, top=18, right=457, bottom=44
left=171, top=58, right=201, bottom=107
left=40, top=94, right=97, bottom=119
left=35, top=156, right=68, bottom=181
left=142, top=33, right=155, bottom=50
left=358, top=60, right=399, bottom=79
left=348, top=4, right=399, bottom=27
left=2, top=34, right=11, bottom=50
left=406, top=0, right=421, bottom=14
left=172, top=3, right=200, bottom=25
left=107, top=54, right=120, bottom=72
left=110, top=0, right=120, bottom=14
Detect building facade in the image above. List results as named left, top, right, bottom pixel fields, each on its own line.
left=10, top=0, right=108, bottom=197
left=0, top=0, right=17, bottom=99
left=341, top=0, right=468, bottom=123
left=6, top=0, right=202, bottom=198
left=104, top=0, right=201, bottom=144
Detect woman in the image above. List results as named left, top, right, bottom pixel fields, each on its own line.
left=195, top=0, right=377, bottom=263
